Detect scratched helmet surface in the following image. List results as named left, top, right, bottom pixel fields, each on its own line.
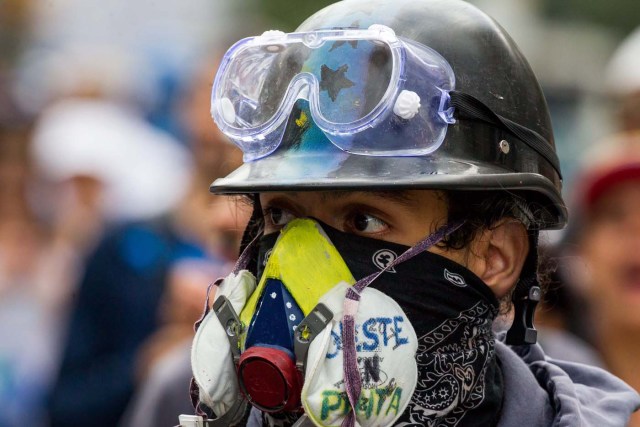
left=210, top=0, right=566, bottom=229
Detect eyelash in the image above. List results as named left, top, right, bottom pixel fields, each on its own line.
left=263, top=206, right=295, bottom=227
left=262, top=205, right=389, bottom=236
left=343, top=211, right=384, bottom=233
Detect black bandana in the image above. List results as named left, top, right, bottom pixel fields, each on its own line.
left=257, top=222, right=503, bottom=427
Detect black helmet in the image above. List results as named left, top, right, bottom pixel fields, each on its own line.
left=211, top=0, right=566, bottom=230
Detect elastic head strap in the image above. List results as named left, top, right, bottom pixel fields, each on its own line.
left=450, top=90, right=562, bottom=180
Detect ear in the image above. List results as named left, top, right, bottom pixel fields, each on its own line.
left=472, top=219, right=529, bottom=298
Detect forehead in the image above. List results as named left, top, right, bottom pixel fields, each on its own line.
left=259, top=189, right=446, bottom=209
left=316, top=190, right=414, bottom=204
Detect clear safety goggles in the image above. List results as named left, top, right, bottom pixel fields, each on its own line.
left=211, top=25, right=456, bottom=161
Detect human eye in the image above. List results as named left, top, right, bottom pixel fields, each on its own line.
left=263, top=206, right=296, bottom=231
left=346, top=211, right=388, bottom=235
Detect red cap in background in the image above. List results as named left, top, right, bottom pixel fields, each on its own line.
left=573, top=131, right=640, bottom=211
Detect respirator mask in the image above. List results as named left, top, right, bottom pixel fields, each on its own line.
left=181, top=218, right=510, bottom=427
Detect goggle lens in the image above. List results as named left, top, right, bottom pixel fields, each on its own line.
left=215, top=39, right=394, bottom=130
left=211, top=27, right=456, bottom=161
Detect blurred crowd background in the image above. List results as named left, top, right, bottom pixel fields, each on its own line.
left=0, top=0, right=639, bottom=426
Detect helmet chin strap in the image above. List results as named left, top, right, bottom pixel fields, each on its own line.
left=506, top=229, right=541, bottom=345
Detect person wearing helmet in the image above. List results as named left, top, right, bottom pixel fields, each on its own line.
left=558, top=131, right=640, bottom=427
left=605, top=26, right=640, bottom=132
left=182, top=1, right=640, bottom=426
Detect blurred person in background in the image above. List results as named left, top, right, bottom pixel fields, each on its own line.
left=560, top=131, right=640, bottom=426
left=129, top=57, right=247, bottom=385
left=29, top=92, right=192, bottom=305
left=119, top=57, right=248, bottom=427
left=40, top=106, right=193, bottom=427
left=0, top=122, right=55, bottom=427
left=605, top=26, right=640, bottom=132
left=121, top=195, right=249, bottom=427
left=45, top=50, right=244, bottom=427
left=3, top=0, right=243, bottom=425
left=528, top=18, right=640, bottom=375
left=0, top=3, right=75, bottom=422
left=532, top=245, right=605, bottom=367
left=27, top=44, right=191, bottom=338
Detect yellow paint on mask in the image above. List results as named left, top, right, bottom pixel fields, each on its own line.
left=239, top=219, right=355, bottom=343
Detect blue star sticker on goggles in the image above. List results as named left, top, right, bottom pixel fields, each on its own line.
left=210, top=25, right=561, bottom=178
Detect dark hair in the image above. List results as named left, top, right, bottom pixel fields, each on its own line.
left=441, top=190, right=550, bottom=313
left=440, top=190, right=536, bottom=250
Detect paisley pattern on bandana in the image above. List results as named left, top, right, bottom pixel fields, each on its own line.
left=398, top=301, right=497, bottom=426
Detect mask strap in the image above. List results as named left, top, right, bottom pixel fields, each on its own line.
left=340, top=221, right=465, bottom=427
left=238, top=196, right=264, bottom=273
left=233, top=230, right=262, bottom=275
left=188, top=230, right=262, bottom=419
left=192, top=230, right=262, bottom=333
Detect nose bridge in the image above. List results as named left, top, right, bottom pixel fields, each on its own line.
left=294, top=195, right=340, bottom=230
left=305, top=211, right=337, bottom=229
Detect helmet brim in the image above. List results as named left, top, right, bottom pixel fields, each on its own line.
left=211, top=149, right=567, bottom=229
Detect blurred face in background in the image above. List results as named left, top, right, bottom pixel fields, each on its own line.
left=0, top=128, right=43, bottom=285
left=178, top=58, right=242, bottom=179
left=207, top=195, right=251, bottom=261
left=619, top=91, right=640, bottom=132
left=579, top=180, right=640, bottom=329
left=163, top=196, right=250, bottom=325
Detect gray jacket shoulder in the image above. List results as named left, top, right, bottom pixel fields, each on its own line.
left=495, top=336, right=640, bottom=427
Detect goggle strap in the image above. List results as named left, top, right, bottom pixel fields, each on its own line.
left=450, top=91, right=562, bottom=180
